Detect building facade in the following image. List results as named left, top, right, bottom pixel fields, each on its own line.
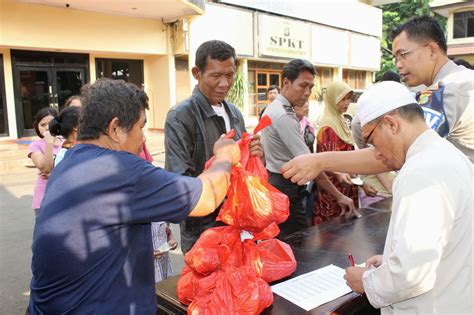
left=0, top=0, right=382, bottom=139
left=430, top=0, right=474, bottom=65
left=179, top=1, right=382, bottom=119
left=0, top=0, right=204, bottom=139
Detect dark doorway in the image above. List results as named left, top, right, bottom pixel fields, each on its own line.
left=12, top=50, right=89, bottom=137
left=96, top=58, right=144, bottom=89
left=0, top=54, right=8, bottom=137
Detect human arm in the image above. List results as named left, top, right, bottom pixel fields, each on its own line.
left=153, top=224, right=178, bottom=258
left=344, top=266, right=369, bottom=294
left=189, top=137, right=240, bottom=217
left=131, top=136, right=239, bottom=224
left=281, top=148, right=392, bottom=186
left=29, top=132, right=56, bottom=174
left=249, top=134, right=264, bottom=159
left=344, top=254, right=382, bottom=294
left=362, top=174, right=456, bottom=308
left=375, top=173, right=393, bottom=194
left=366, top=255, right=382, bottom=268
left=333, top=172, right=353, bottom=185
left=314, top=172, right=357, bottom=215
left=362, top=181, right=378, bottom=197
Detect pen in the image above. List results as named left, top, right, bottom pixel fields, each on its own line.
left=348, top=253, right=355, bottom=267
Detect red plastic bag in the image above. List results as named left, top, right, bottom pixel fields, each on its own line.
left=250, top=222, right=280, bottom=240
left=204, top=117, right=271, bottom=179
left=204, top=129, right=236, bottom=170
left=187, top=266, right=273, bottom=315
left=217, top=165, right=289, bottom=233
left=184, top=226, right=243, bottom=274
left=243, top=239, right=296, bottom=283
left=240, top=116, right=272, bottom=179
left=177, top=266, right=205, bottom=305
left=256, top=239, right=297, bottom=283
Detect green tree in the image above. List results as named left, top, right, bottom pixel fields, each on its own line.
left=226, top=71, right=246, bottom=110
left=376, top=0, right=446, bottom=81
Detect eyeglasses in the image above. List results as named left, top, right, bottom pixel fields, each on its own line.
left=364, top=119, right=382, bottom=146
left=392, top=44, right=429, bottom=64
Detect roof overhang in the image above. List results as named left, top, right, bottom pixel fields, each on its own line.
left=448, top=43, right=474, bottom=56
left=371, top=0, right=403, bottom=6
left=18, top=0, right=205, bottom=22
left=430, top=1, right=472, bottom=17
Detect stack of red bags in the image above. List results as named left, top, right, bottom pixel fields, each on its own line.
left=177, top=116, right=297, bottom=314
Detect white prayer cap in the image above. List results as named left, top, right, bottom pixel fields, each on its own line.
left=357, top=81, right=417, bottom=127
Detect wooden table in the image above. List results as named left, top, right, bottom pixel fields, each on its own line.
left=156, top=199, right=392, bottom=314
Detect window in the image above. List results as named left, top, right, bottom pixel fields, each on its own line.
left=248, top=62, right=283, bottom=116
left=0, top=54, right=8, bottom=136
left=453, top=11, right=474, bottom=39
left=343, top=70, right=366, bottom=90
left=96, top=58, right=144, bottom=88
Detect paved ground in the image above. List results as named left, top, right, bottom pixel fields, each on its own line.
left=0, top=130, right=185, bottom=314
left=0, top=168, right=36, bottom=314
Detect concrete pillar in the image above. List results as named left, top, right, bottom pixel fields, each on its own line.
left=334, top=66, right=343, bottom=81
left=144, top=53, right=175, bottom=130
left=143, top=24, right=177, bottom=130
left=240, top=58, right=250, bottom=117
left=187, top=16, right=198, bottom=91
left=1, top=49, right=18, bottom=139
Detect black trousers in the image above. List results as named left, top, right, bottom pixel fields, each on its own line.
left=268, top=171, right=309, bottom=238
left=179, top=210, right=225, bottom=255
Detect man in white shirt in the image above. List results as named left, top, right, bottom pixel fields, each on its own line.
left=343, top=81, right=473, bottom=314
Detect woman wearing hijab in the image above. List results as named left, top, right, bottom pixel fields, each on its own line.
left=313, top=81, right=359, bottom=224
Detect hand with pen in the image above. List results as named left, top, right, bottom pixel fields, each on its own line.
left=343, top=253, right=380, bottom=294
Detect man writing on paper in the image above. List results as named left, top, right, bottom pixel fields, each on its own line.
left=343, top=82, right=473, bottom=314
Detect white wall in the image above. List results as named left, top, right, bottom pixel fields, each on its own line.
left=350, top=33, right=381, bottom=70
left=312, top=25, right=349, bottom=66
left=189, top=3, right=254, bottom=57
left=219, top=0, right=383, bottom=37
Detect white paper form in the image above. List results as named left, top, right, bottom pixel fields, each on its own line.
left=271, top=264, right=352, bottom=311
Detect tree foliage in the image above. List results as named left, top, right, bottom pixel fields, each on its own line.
left=227, top=71, right=246, bottom=110
left=376, top=0, right=447, bottom=81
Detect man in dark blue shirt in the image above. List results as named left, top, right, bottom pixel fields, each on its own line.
left=28, top=79, right=240, bottom=314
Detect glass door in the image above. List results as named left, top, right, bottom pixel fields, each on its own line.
left=255, top=71, right=281, bottom=116
left=54, top=68, right=85, bottom=112
left=12, top=50, right=89, bottom=137
left=16, top=67, right=53, bottom=132
left=256, top=71, right=268, bottom=116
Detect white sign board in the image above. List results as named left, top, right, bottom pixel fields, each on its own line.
left=258, top=14, right=311, bottom=59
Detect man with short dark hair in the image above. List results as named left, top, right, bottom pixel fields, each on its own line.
left=390, top=15, right=473, bottom=161
left=261, top=59, right=355, bottom=237
left=164, top=40, right=263, bottom=254
left=259, top=85, right=280, bottom=118
left=267, top=85, right=280, bottom=102
left=28, top=79, right=240, bottom=314
left=344, top=81, right=472, bottom=314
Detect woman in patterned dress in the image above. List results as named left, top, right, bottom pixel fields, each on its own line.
left=313, top=81, right=359, bottom=224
